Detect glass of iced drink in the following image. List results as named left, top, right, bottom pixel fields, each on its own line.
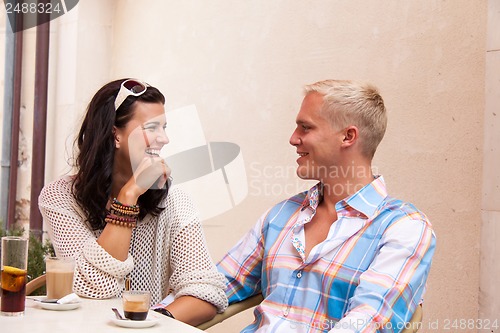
left=1, top=236, right=29, bottom=316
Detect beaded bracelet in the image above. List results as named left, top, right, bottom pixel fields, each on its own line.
left=105, top=217, right=136, bottom=228
left=105, top=215, right=137, bottom=228
left=107, top=214, right=137, bottom=223
left=112, top=198, right=140, bottom=210
left=110, top=207, right=139, bottom=218
left=111, top=198, right=140, bottom=216
left=111, top=201, right=140, bottom=214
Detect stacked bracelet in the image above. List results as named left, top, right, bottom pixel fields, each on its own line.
left=105, top=199, right=140, bottom=229
left=110, top=207, right=139, bottom=217
left=111, top=198, right=140, bottom=217
left=105, top=215, right=137, bottom=228
left=107, top=214, right=136, bottom=223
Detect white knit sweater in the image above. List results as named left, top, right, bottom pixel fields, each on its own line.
left=38, top=177, right=228, bottom=312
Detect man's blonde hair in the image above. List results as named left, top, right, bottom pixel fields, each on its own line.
left=304, top=79, right=387, bottom=159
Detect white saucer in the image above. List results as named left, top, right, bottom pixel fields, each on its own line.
left=110, top=315, right=160, bottom=328
left=38, top=301, right=81, bottom=311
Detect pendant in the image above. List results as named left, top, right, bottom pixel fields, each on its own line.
left=125, top=276, right=131, bottom=291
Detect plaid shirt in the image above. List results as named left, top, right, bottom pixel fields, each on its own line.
left=217, top=176, right=436, bottom=333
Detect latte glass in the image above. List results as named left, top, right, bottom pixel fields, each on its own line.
left=45, top=256, right=75, bottom=299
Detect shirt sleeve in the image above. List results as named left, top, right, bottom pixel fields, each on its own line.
left=331, top=212, right=436, bottom=333
left=167, top=188, right=228, bottom=313
left=38, top=178, right=134, bottom=299
left=217, top=210, right=269, bottom=304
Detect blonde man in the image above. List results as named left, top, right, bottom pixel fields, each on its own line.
left=218, top=80, right=436, bottom=332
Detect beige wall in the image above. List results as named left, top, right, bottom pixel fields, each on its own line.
left=480, top=0, right=500, bottom=325
left=0, top=1, right=493, bottom=332
left=110, top=2, right=487, bottom=331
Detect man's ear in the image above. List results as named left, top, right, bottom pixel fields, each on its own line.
left=341, top=126, right=358, bottom=147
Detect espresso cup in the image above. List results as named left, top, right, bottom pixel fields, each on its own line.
left=122, top=291, right=151, bottom=321
left=45, top=256, right=75, bottom=299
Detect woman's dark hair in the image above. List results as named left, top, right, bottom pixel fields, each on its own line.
left=72, top=78, right=168, bottom=230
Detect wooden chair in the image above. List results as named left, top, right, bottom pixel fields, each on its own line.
left=197, top=293, right=423, bottom=333
left=26, top=274, right=46, bottom=296
left=402, top=305, right=423, bottom=333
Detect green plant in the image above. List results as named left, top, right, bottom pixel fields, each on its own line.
left=0, top=226, right=23, bottom=237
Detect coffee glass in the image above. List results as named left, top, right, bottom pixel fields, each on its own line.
left=122, top=290, right=151, bottom=321
left=45, top=256, right=75, bottom=299
left=1, top=236, right=29, bottom=316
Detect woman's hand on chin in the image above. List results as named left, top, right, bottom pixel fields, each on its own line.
left=122, top=157, right=171, bottom=200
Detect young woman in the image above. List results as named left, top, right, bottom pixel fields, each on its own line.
left=39, top=79, right=227, bottom=325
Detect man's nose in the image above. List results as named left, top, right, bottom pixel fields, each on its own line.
left=289, top=129, right=300, bottom=146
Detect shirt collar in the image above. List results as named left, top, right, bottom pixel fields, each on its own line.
left=302, top=176, right=388, bottom=218
left=343, top=175, right=388, bottom=217
left=303, top=182, right=323, bottom=210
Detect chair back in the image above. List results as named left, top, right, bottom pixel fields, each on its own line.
left=197, top=294, right=263, bottom=330
left=26, top=274, right=46, bottom=296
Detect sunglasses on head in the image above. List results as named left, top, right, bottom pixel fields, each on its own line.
left=114, top=79, right=150, bottom=111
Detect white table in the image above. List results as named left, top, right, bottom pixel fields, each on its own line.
left=0, top=297, right=204, bottom=333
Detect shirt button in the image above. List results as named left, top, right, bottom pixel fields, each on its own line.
left=297, top=271, right=302, bottom=278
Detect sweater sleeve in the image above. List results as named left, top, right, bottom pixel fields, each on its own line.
left=38, top=177, right=134, bottom=299
left=166, top=187, right=228, bottom=313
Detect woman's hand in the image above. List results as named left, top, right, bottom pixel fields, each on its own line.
left=121, top=156, right=171, bottom=201
left=135, top=156, right=171, bottom=191
left=97, top=156, right=171, bottom=261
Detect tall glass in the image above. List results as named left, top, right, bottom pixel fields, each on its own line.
left=45, top=256, right=75, bottom=299
left=1, top=236, right=29, bottom=316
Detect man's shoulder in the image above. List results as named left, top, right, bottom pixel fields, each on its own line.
left=271, top=191, right=307, bottom=210
left=378, top=196, right=431, bottom=226
left=262, top=191, right=307, bottom=225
